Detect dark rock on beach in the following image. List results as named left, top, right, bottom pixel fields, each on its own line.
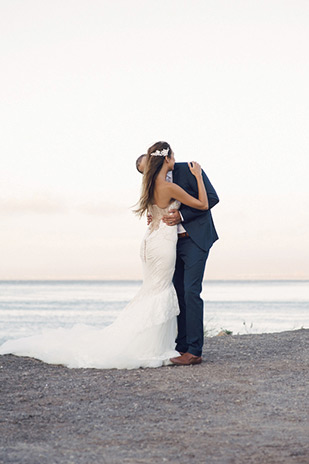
left=0, top=328, right=308, bottom=464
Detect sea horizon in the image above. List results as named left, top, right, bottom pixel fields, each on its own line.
left=1, top=278, right=308, bottom=283
left=0, top=279, right=308, bottom=345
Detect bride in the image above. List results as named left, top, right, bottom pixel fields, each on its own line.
left=0, top=141, right=208, bottom=369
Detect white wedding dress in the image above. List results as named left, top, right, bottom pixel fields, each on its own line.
left=0, top=201, right=181, bottom=369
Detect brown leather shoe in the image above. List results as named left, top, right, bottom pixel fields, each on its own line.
left=170, top=352, right=202, bottom=366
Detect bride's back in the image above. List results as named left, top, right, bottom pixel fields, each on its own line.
left=152, top=177, right=172, bottom=209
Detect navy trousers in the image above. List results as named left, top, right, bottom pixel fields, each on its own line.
left=173, top=237, right=209, bottom=357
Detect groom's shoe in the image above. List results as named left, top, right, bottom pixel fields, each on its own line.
left=170, top=352, right=202, bottom=366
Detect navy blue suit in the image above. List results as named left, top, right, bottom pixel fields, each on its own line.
left=172, top=162, right=219, bottom=356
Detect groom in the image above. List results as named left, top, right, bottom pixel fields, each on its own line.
left=136, top=153, right=219, bottom=365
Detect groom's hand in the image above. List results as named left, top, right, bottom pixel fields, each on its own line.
left=162, top=210, right=181, bottom=226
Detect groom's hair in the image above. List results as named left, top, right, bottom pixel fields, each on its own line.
left=136, top=154, right=146, bottom=173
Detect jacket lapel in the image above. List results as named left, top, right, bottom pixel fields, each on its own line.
left=172, top=163, right=181, bottom=185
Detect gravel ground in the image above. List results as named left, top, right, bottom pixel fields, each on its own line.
left=0, top=328, right=308, bottom=464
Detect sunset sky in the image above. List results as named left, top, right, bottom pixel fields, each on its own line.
left=1, top=0, right=308, bottom=280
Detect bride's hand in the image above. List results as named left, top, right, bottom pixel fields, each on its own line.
left=188, top=161, right=202, bottom=178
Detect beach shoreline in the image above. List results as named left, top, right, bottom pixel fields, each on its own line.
left=1, top=328, right=308, bottom=463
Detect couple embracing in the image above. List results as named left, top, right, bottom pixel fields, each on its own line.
left=0, top=141, right=219, bottom=369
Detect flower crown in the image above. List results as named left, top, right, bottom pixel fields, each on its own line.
left=150, top=148, right=169, bottom=157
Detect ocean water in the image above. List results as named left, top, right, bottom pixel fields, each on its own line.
left=0, top=280, right=308, bottom=345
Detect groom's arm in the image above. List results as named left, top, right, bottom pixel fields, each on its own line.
left=180, top=169, right=219, bottom=223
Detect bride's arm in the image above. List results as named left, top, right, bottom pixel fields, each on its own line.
left=167, top=162, right=209, bottom=210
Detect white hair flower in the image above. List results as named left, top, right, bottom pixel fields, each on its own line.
left=150, top=148, right=169, bottom=157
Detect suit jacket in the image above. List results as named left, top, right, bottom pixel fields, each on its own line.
left=172, top=162, right=219, bottom=251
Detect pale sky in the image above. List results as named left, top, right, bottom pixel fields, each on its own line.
left=0, top=0, right=308, bottom=280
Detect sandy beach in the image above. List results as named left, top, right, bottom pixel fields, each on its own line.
left=0, top=328, right=308, bottom=464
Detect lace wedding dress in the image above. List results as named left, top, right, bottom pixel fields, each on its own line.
left=0, top=201, right=181, bottom=369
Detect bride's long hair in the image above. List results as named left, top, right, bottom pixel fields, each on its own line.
left=134, top=141, right=172, bottom=217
